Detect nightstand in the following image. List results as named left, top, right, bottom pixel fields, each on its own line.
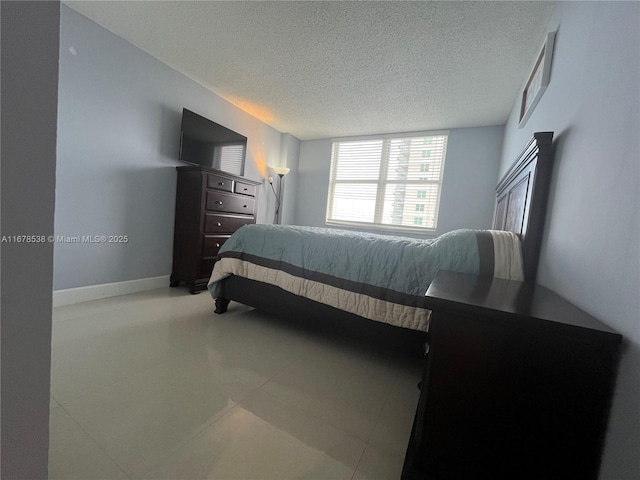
left=402, top=270, right=622, bottom=480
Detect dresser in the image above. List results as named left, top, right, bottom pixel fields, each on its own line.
left=170, top=166, right=260, bottom=294
left=403, top=270, right=622, bottom=480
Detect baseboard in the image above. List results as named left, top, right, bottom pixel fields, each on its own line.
left=53, top=275, right=170, bottom=307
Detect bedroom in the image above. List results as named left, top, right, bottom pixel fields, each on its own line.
left=1, top=1, right=638, bottom=479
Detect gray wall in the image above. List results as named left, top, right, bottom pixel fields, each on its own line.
left=55, top=6, right=288, bottom=290
left=498, top=3, right=639, bottom=478
left=279, top=133, right=301, bottom=225
left=1, top=1, right=60, bottom=477
left=294, top=126, right=504, bottom=236
left=294, top=138, right=333, bottom=227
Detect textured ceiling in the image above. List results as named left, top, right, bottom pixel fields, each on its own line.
left=64, top=1, right=556, bottom=140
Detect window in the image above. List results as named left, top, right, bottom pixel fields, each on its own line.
left=326, top=132, right=448, bottom=232
left=218, top=144, right=245, bottom=176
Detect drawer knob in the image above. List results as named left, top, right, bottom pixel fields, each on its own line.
left=215, top=243, right=221, bottom=248
left=218, top=182, right=225, bottom=186
left=215, top=201, right=223, bottom=205
left=216, top=222, right=222, bottom=227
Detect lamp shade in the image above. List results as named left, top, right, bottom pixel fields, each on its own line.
left=271, top=166, right=290, bottom=176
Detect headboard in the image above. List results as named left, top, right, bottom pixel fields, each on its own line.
left=493, top=132, right=554, bottom=283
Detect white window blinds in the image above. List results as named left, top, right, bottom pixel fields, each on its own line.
left=326, top=132, right=448, bottom=232
left=217, top=144, right=245, bottom=176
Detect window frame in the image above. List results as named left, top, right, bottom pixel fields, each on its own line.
left=325, top=130, right=449, bottom=234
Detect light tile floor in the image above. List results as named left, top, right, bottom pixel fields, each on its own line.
left=49, top=287, right=424, bottom=480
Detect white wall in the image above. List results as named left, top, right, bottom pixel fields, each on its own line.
left=499, top=3, right=639, bottom=478
left=1, top=1, right=60, bottom=477
left=55, top=6, right=294, bottom=290
left=295, top=126, right=504, bottom=236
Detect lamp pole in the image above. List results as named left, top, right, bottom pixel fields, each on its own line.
left=276, top=173, right=285, bottom=224
left=270, top=166, right=290, bottom=224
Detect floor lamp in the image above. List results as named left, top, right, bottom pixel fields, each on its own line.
left=270, top=166, right=290, bottom=224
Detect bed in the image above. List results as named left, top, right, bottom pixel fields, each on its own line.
left=208, top=132, right=554, bottom=334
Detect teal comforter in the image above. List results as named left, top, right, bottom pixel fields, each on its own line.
left=206, top=225, right=525, bottom=331
left=208, top=225, right=482, bottom=300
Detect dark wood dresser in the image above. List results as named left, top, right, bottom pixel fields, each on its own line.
left=170, top=166, right=260, bottom=294
left=402, top=270, right=622, bottom=480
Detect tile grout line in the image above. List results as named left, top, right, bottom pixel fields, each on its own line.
left=249, top=353, right=396, bottom=448
left=349, top=370, right=401, bottom=480
left=59, top=356, right=252, bottom=479
left=56, top=404, right=131, bottom=480
left=136, top=402, right=247, bottom=478
left=52, top=349, right=194, bottom=408
left=124, top=347, right=266, bottom=477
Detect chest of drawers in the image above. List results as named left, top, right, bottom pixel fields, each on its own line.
left=170, top=166, right=260, bottom=293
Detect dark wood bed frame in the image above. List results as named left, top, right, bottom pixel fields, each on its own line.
left=493, top=132, right=554, bottom=281
left=213, top=132, right=554, bottom=336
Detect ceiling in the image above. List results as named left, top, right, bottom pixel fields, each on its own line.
left=65, top=1, right=556, bottom=140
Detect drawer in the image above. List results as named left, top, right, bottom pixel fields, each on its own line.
left=207, top=173, right=233, bottom=193
left=203, top=235, right=230, bottom=257
left=234, top=181, right=257, bottom=197
left=206, top=190, right=255, bottom=215
left=201, top=258, right=216, bottom=278
left=204, top=214, right=254, bottom=234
